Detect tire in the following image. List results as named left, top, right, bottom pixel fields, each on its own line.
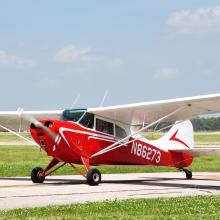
left=86, top=168, right=101, bottom=186
left=31, top=167, right=45, bottom=183
left=185, top=170, right=192, bottom=180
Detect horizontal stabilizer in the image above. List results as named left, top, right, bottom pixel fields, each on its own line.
left=170, top=148, right=220, bottom=157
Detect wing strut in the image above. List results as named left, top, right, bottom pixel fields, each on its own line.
left=91, top=105, right=189, bottom=158
left=0, top=124, right=40, bottom=148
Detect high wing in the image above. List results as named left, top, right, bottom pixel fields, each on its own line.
left=88, top=93, right=220, bottom=125
left=0, top=110, right=63, bottom=131
left=1, top=93, right=220, bottom=130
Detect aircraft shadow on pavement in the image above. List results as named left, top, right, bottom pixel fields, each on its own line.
left=103, top=179, right=220, bottom=191
left=0, top=176, right=220, bottom=191
left=0, top=177, right=85, bottom=185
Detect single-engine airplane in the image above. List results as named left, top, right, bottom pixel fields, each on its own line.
left=1, top=93, right=220, bottom=185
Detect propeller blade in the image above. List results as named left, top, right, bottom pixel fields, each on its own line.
left=18, top=110, right=57, bottom=141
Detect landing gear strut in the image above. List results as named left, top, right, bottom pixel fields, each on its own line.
left=179, top=167, right=192, bottom=180
left=31, top=158, right=65, bottom=184
left=31, top=157, right=102, bottom=186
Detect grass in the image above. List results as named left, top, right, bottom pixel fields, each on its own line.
left=1, top=132, right=220, bottom=142
left=143, top=132, right=220, bottom=142
left=0, top=132, right=220, bottom=176
left=0, top=134, right=220, bottom=219
left=0, top=145, right=220, bottom=177
left=1, top=196, right=220, bottom=219
left=194, top=134, right=220, bottom=142
left=0, top=133, right=31, bottom=142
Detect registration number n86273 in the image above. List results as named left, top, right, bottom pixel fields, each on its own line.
left=131, top=142, right=161, bottom=164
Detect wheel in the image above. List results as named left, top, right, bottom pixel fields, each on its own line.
left=185, top=170, right=192, bottom=180
left=31, top=167, right=45, bottom=183
left=86, top=168, right=101, bottom=186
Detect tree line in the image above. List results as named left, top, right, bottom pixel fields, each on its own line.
left=152, top=117, right=220, bottom=132
left=191, top=117, right=220, bottom=131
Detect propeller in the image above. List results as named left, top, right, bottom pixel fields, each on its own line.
left=18, top=109, right=57, bottom=141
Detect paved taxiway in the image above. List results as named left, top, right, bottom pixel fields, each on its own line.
left=0, top=172, right=220, bottom=210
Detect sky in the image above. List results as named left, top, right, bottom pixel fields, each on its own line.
left=1, top=0, right=220, bottom=110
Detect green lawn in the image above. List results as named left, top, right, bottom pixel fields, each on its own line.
left=0, top=133, right=31, bottom=142
left=0, top=132, right=220, bottom=177
left=0, top=134, right=220, bottom=219
left=194, top=134, right=220, bottom=142
left=1, top=196, right=220, bottom=219
left=1, top=132, right=220, bottom=142
left=145, top=132, right=220, bottom=142
left=0, top=145, right=220, bottom=177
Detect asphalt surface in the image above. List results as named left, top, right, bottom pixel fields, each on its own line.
left=0, top=172, right=220, bottom=210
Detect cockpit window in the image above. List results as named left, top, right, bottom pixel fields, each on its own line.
left=96, top=118, right=114, bottom=135
left=79, top=113, right=94, bottom=129
left=61, top=109, right=86, bottom=122
left=115, top=125, right=127, bottom=138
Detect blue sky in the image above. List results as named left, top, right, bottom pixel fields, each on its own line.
left=1, top=0, right=220, bottom=110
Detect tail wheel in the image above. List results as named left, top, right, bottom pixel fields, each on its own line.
left=86, top=168, right=101, bottom=186
left=31, top=167, right=45, bottom=183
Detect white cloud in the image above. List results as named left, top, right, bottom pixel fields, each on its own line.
left=54, top=44, right=123, bottom=67
left=154, top=67, right=178, bottom=80
left=0, top=50, right=34, bottom=68
left=54, top=45, right=90, bottom=63
left=167, top=5, right=220, bottom=34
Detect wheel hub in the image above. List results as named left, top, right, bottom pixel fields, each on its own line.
left=93, top=173, right=100, bottom=182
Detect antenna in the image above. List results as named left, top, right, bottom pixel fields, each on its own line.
left=99, top=90, right=109, bottom=107
left=71, top=94, right=80, bottom=109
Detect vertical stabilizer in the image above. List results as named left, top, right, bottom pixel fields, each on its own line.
left=150, top=120, right=194, bottom=150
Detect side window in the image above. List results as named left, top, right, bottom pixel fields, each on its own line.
left=96, top=118, right=114, bottom=135
left=115, top=125, right=127, bottom=138
left=80, top=113, right=94, bottom=129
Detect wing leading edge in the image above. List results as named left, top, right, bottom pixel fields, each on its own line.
left=88, top=93, right=220, bottom=125
left=1, top=93, right=220, bottom=130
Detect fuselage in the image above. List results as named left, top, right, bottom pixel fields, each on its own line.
left=30, top=109, right=193, bottom=168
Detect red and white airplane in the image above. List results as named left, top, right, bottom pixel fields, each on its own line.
left=1, top=93, right=220, bottom=185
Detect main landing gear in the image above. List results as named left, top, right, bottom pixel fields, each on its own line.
left=31, top=167, right=45, bottom=183
left=86, top=168, right=101, bottom=186
left=179, top=167, right=192, bottom=180
left=30, top=157, right=102, bottom=186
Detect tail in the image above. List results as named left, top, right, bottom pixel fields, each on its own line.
left=151, top=120, right=194, bottom=150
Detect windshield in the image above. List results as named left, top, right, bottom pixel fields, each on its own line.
left=79, top=112, right=94, bottom=129
left=61, top=109, right=86, bottom=122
